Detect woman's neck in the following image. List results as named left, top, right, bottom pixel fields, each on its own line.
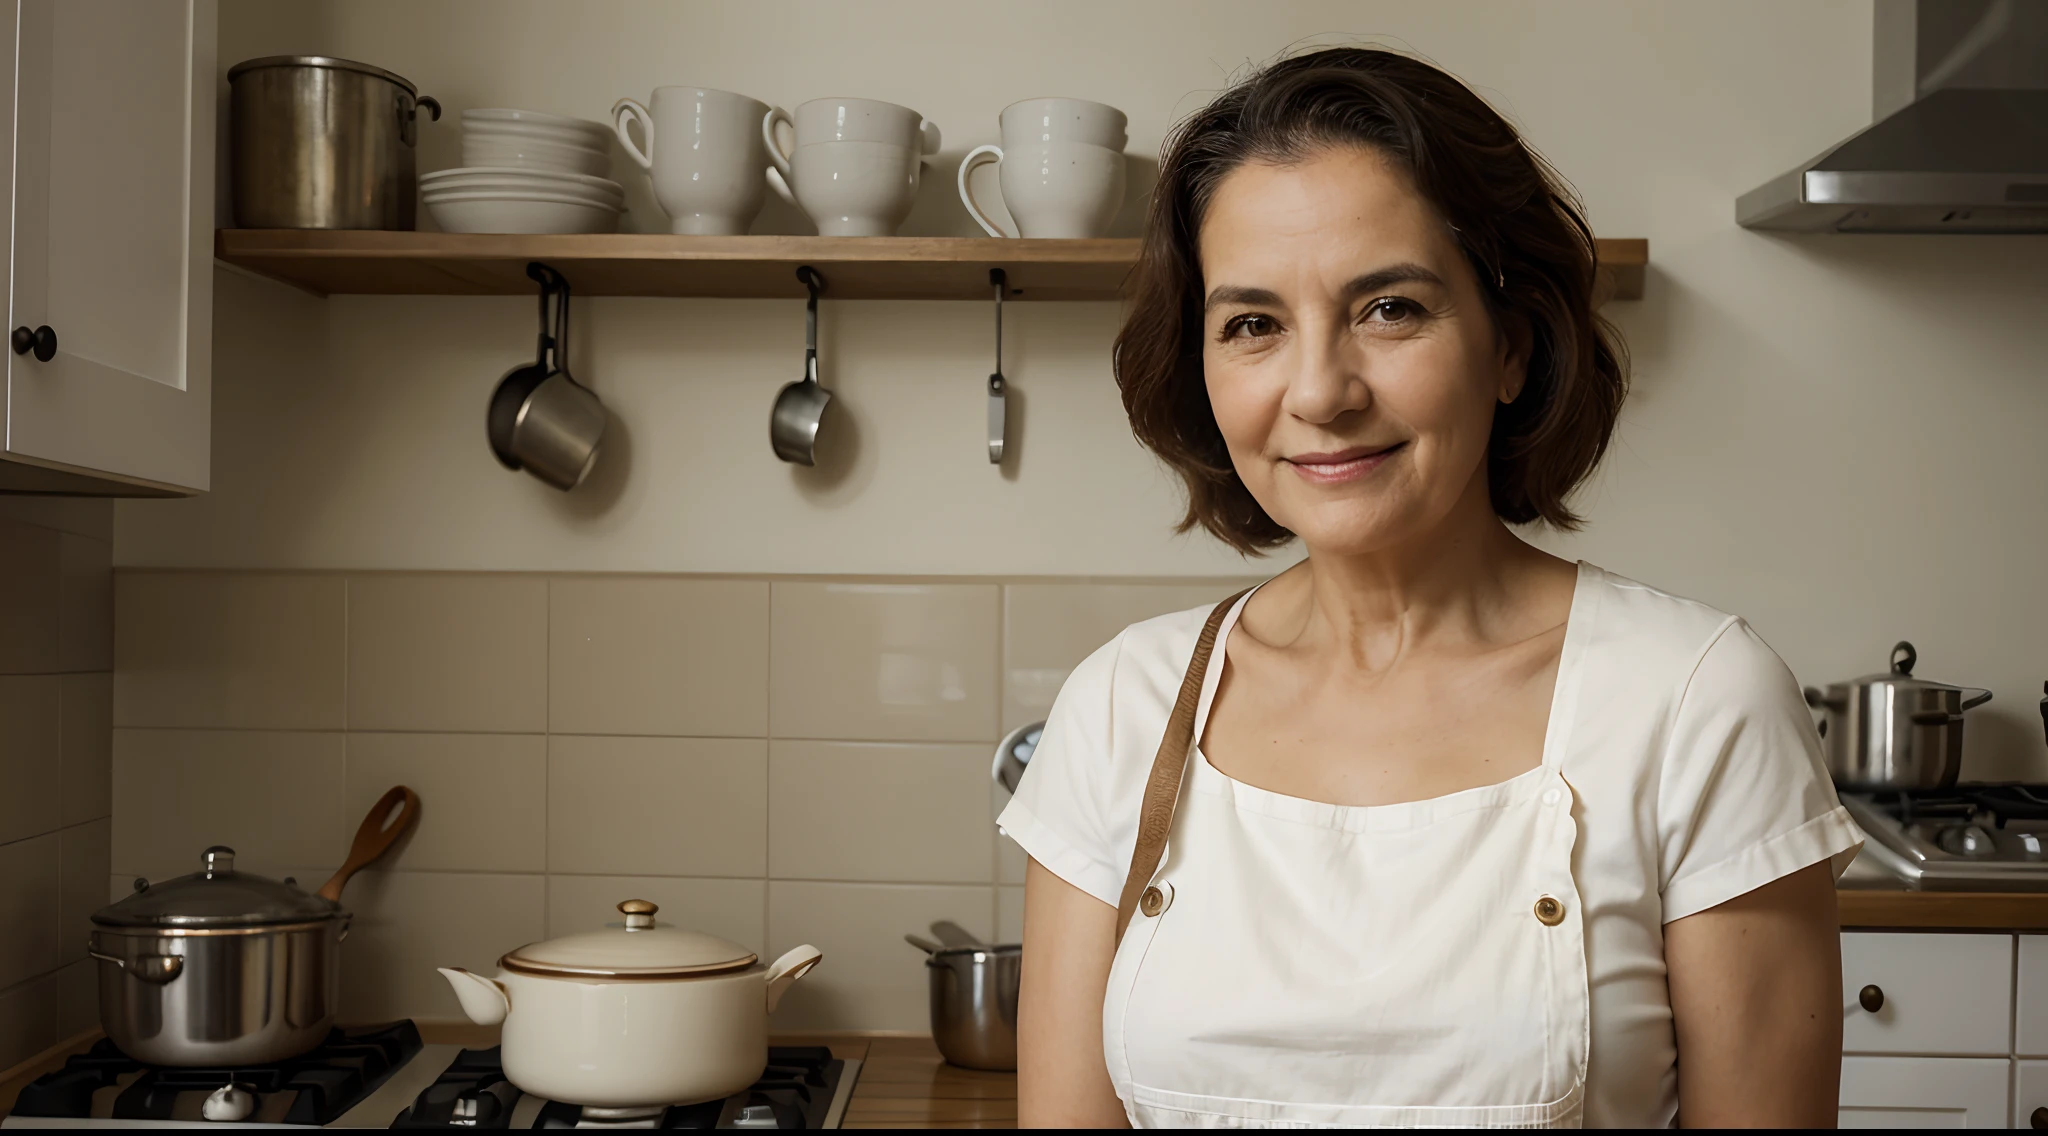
left=1256, top=478, right=1567, bottom=668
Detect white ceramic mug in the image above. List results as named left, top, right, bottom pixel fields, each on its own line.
left=998, top=97, right=1127, bottom=150
left=762, top=98, right=941, bottom=236
left=613, top=86, right=771, bottom=235
left=958, top=139, right=1126, bottom=239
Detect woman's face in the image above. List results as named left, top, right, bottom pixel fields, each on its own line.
left=1198, top=146, right=1524, bottom=558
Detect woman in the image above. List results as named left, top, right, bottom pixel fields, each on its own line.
left=999, top=48, right=1858, bottom=1128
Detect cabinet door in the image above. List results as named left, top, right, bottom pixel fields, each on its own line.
left=1843, top=932, right=2015, bottom=1056
left=3, top=0, right=214, bottom=492
left=2014, top=1060, right=2048, bottom=1130
left=1839, top=1056, right=2011, bottom=1128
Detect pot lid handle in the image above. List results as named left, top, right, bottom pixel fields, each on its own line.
left=1891, top=641, right=1917, bottom=677
left=618, top=899, right=657, bottom=931
left=202, top=846, right=235, bottom=875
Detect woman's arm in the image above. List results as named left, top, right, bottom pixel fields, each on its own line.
left=1664, top=860, right=1843, bottom=1127
left=1018, top=857, right=1130, bottom=1128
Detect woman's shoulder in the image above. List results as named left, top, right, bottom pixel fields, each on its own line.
left=1057, top=598, right=1231, bottom=720
left=1575, top=563, right=1801, bottom=713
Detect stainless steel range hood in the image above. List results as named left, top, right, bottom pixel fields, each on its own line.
left=1737, top=0, right=2048, bottom=233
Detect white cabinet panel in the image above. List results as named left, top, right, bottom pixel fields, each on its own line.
left=1839, top=1056, right=2010, bottom=1128
left=3, top=0, right=213, bottom=491
left=1843, top=932, right=2014, bottom=1056
left=2013, top=1059, right=2048, bottom=1130
left=2016, top=937, right=2048, bottom=1057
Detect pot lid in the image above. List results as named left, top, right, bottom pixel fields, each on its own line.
left=1844, top=641, right=1976, bottom=692
left=91, top=847, right=343, bottom=929
left=225, top=55, right=419, bottom=95
left=500, top=900, right=758, bottom=979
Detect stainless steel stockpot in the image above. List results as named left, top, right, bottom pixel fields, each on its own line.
left=89, top=847, right=349, bottom=1066
left=926, top=944, right=1020, bottom=1071
left=227, top=55, right=440, bottom=230
left=1805, top=641, right=1992, bottom=791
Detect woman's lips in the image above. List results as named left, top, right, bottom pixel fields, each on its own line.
left=1282, top=443, right=1404, bottom=485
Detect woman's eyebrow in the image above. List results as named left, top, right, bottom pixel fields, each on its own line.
left=1203, top=263, right=1445, bottom=312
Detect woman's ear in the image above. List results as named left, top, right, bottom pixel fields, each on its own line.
left=1496, top=311, right=1533, bottom=404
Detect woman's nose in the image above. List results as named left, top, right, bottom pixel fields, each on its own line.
left=1279, top=333, right=1370, bottom=425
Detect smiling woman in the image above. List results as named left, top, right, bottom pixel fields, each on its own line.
left=1000, top=47, right=1860, bottom=1129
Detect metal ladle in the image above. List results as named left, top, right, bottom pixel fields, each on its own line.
left=770, top=266, right=831, bottom=465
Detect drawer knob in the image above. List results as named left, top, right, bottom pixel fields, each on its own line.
left=1857, top=984, right=1884, bottom=1013
left=2031, top=1106, right=2048, bottom=1130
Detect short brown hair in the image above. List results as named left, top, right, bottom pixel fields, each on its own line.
left=1115, top=47, right=1628, bottom=553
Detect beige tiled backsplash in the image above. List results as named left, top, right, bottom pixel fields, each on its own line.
left=107, top=570, right=1255, bottom=1032
left=0, top=502, right=112, bottom=1072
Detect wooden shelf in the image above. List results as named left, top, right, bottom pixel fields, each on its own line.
left=216, top=230, right=1649, bottom=303
left=1837, top=887, right=2048, bottom=932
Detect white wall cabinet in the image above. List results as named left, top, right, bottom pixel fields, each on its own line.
left=0, top=0, right=214, bottom=495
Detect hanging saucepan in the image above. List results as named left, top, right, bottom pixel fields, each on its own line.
left=769, top=266, right=832, bottom=465
left=1804, top=642, right=1992, bottom=791
left=87, top=788, right=418, bottom=1066
left=488, top=262, right=607, bottom=490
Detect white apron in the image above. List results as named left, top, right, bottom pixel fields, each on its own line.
left=1101, top=590, right=1592, bottom=1128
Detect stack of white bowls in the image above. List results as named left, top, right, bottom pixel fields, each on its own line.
left=424, top=109, right=624, bottom=234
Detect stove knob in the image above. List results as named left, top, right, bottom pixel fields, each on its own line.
left=733, top=1102, right=784, bottom=1129
left=2024, top=834, right=2046, bottom=861
left=1937, top=824, right=1996, bottom=857
left=201, top=1083, right=256, bottom=1122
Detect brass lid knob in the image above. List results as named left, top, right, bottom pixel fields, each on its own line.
left=617, top=899, right=658, bottom=930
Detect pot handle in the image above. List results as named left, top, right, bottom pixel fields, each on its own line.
left=763, top=944, right=822, bottom=1014
left=1961, top=688, right=1993, bottom=712
left=1803, top=686, right=1845, bottom=711
left=88, top=949, right=183, bottom=984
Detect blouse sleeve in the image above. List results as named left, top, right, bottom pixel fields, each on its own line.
left=1656, top=618, right=1863, bottom=923
left=996, top=631, right=1131, bottom=907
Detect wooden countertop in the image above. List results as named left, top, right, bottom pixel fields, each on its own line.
left=1838, top=885, right=2048, bottom=931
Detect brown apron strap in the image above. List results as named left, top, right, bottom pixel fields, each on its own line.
left=1114, top=588, right=1250, bottom=946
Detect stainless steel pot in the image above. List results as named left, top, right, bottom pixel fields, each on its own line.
left=227, top=56, right=440, bottom=230
left=1805, top=641, right=1992, bottom=791
left=89, top=847, right=348, bottom=1066
left=926, top=944, right=1020, bottom=1071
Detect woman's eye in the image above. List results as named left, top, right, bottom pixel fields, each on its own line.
left=1222, top=314, right=1280, bottom=340
left=1363, top=298, right=1422, bottom=324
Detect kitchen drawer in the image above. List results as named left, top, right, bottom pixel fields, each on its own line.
left=1843, top=932, right=2013, bottom=1056
left=2016, top=937, right=2048, bottom=1057
left=2016, top=1060, right=2048, bottom=1129
left=1839, top=1056, right=2010, bottom=1128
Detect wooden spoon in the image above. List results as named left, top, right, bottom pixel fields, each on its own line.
left=318, top=786, right=420, bottom=902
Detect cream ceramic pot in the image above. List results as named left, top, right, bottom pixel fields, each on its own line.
left=438, top=900, right=821, bottom=1108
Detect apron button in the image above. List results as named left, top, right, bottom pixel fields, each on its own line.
left=1542, top=788, right=1562, bottom=806
left=1140, top=882, right=1173, bottom=917
left=1534, top=895, right=1566, bottom=926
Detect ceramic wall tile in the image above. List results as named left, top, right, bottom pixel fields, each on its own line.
left=0, top=676, right=61, bottom=845
left=549, top=578, right=769, bottom=737
left=57, top=534, right=112, bottom=673
left=59, top=819, right=112, bottom=967
left=114, top=572, right=345, bottom=729
left=770, top=583, right=998, bottom=743
left=58, top=674, right=113, bottom=828
left=347, top=575, right=547, bottom=733
left=0, top=832, right=62, bottom=990
left=547, top=736, right=766, bottom=877
left=0, top=519, right=60, bottom=675
left=112, top=729, right=346, bottom=882
left=338, top=870, right=545, bottom=1023
left=769, top=741, right=992, bottom=884
left=0, top=960, right=93, bottom=1071
left=766, top=881, right=993, bottom=1032
left=345, top=733, right=546, bottom=873
left=1001, top=582, right=1251, bottom=731
left=546, top=876, right=766, bottom=956
left=997, top=885, right=1024, bottom=944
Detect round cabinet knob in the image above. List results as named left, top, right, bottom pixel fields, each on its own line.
left=10, top=325, right=55, bottom=362
left=1858, top=984, right=1884, bottom=1013
left=2030, top=1105, right=2048, bottom=1129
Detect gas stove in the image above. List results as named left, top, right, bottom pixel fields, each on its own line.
left=1842, top=784, right=2048, bottom=891
left=2, top=1023, right=858, bottom=1129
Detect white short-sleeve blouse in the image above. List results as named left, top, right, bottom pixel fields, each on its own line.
left=998, top=562, right=1861, bottom=1128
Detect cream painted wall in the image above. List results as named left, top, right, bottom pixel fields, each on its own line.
left=117, top=0, right=2048, bottom=777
